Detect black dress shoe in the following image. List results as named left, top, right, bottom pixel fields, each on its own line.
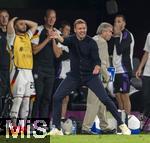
left=101, top=128, right=116, bottom=134
left=81, top=130, right=98, bottom=135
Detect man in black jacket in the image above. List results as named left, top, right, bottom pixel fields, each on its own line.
left=0, top=9, right=10, bottom=116
left=109, top=14, right=134, bottom=115
left=49, top=19, right=131, bottom=135
left=31, top=9, right=62, bottom=119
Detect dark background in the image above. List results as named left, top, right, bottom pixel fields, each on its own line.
left=1, top=0, right=150, bottom=58
left=0, top=0, right=147, bottom=112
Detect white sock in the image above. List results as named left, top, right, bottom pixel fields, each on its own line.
left=10, top=96, right=23, bottom=118
left=19, top=96, right=30, bottom=119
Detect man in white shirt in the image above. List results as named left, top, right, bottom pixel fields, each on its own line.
left=136, top=33, right=150, bottom=117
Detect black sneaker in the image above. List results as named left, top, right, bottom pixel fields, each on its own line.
left=81, top=130, right=98, bottom=135
left=101, top=128, right=116, bottom=134
left=61, top=118, right=67, bottom=123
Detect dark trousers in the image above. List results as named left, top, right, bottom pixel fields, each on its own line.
left=142, top=76, right=150, bottom=116
left=0, top=69, right=10, bottom=115
left=32, top=71, right=55, bottom=118
left=52, top=75, right=123, bottom=129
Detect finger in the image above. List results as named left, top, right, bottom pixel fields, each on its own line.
left=136, top=72, right=140, bottom=79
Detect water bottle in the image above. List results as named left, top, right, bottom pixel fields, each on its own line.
left=50, top=121, right=52, bottom=129
left=50, top=124, right=56, bottom=131
left=72, top=121, right=77, bottom=135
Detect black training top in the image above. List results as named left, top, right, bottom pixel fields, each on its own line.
left=62, top=34, right=101, bottom=78
left=108, top=29, right=133, bottom=76
left=33, top=28, right=55, bottom=75
left=0, top=28, right=10, bottom=70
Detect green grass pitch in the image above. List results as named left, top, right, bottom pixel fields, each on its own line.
left=50, top=134, right=150, bottom=143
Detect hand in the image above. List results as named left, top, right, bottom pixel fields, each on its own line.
left=93, top=65, right=101, bottom=75
left=12, top=17, right=18, bottom=22
left=13, top=17, right=18, bottom=20
left=48, top=30, right=59, bottom=39
left=135, top=68, right=142, bottom=79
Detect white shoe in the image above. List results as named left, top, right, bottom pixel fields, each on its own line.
left=47, top=128, right=64, bottom=136
left=119, top=124, right=131, bottom=135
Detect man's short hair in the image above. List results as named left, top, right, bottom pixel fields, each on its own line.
left=115, top=14, right=126, bottom=22
left=14, top=18, right=24, bottom=26
left=45, top=9, right=56, bottom=17
left=73, top=19, right=87, bottom=28
left=60, top=21, right=71, bottom=29
left=96, top=22, right=113, bottom=35
left=0, top=9, right=9, bottom=15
